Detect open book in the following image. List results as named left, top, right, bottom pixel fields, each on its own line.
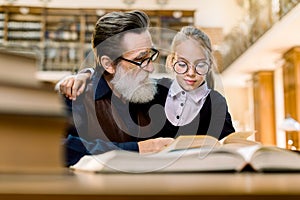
left=159, top=131, right=257, bottom=153
left=70, top=132, right=300, bottom=173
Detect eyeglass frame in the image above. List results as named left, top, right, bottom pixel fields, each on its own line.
left=172, top=59, right=210, bottom=75
left=119, top=48, right=159, bottom=69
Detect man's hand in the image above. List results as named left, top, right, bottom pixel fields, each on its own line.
left=58, top=73, right=91, bottom=100
left=138, top=138, right=174, bottom=154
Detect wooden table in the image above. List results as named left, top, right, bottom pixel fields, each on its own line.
left=1, top=171, right=300, bottom=200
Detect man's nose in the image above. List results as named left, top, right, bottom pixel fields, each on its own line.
left=142, top=62, right=155, bottom=73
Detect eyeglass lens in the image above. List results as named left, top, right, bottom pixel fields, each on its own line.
left=174, top=61, right=209, bottom=75
left=140, top=49, right=159, bottom=68
left=120, top=48, right=159, bottom=69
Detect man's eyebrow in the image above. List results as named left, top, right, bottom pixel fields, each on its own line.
left=135, top=49, right=150, bottom=59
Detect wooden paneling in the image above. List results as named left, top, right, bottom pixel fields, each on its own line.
left=253, top=71, right=276, bottom=145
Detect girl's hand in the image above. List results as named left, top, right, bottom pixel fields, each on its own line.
left=57, top=72, right=91, bottom=100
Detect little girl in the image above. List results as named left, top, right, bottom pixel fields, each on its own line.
left=153, top=26, right=235, bottom=139
left=58, top=26, right=235, bottom=140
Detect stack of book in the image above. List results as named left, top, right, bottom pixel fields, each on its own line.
left=0, top=49, right=66, bottom=173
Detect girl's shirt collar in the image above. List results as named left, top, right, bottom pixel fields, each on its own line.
left=168, top=79, right=210, bottom=103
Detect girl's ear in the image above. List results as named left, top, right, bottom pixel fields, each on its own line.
left=165, top=54, right=174, bottom=72
left=100, top=55, right=115, bottom=74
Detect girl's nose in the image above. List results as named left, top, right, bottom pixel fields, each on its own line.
left=186, top=65, right=196, bottom=76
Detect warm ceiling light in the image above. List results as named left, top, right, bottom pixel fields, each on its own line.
left=96, top=9, right=106, bottom=16
left=19, top=7, right=30, bottom=15
left=173, top=11, right=183, bottom=19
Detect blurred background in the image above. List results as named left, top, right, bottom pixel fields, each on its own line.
left=1, top=0, right=300, bottom=171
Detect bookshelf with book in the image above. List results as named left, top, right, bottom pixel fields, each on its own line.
left=0, top=5, right=195, bottom=76
left=148, top=10, right=195, bottom=73
left=0, top=8, right=4, bottom=43
left=43, top=8, right=81, bottom=72
left=4, top=6, right=43, bottom=46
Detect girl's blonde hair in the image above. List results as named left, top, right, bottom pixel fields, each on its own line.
left=166, top=26, right=217, bottom=89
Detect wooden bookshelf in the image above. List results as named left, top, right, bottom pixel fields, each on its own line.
left=0, top=7, right=4, bottom=43
left=0, top=5, right=195, bottom=74
left=3, top=6, right=43, bottom=45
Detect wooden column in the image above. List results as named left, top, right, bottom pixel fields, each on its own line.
left=253, top=71, right=276, bottom=145
left=282, top=46, right=300, bottom=149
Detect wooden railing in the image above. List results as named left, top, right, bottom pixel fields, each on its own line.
left=217, top=0, right=300, bottom=72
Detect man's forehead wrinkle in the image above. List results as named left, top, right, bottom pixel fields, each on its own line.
left=121, top=30, right=152, bottom=54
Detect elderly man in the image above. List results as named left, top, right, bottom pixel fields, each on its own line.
left=62, top=10, right=174, bottom=166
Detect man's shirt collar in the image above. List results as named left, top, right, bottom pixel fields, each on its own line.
left=93, top=74, right=111, bottom=100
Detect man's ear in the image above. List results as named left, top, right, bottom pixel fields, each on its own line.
left=100, top=55, right=115, bottom=74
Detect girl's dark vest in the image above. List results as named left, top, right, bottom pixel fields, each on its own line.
left=153, top=78, right=235, bottom=140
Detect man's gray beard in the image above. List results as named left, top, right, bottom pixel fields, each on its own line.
left=110, top=66, right=157, bottom=103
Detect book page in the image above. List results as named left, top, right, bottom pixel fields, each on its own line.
left=70, top=150, right=118, bottom=172
left=221, top=131, right=258, bottom=146
left=71, top=133, right=262, bottom=173
left=249, top=146, right=300, bottom=171
left=235, top=145, right=261, bottom=162
left=71, top=147, right=247, bottom=173
left=159, top=135, right=221, bottom=153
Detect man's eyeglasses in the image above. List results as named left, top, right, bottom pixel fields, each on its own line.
left=173, top=60, right=210, bottom=75
left=119, top=48, right=159, bottom=69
